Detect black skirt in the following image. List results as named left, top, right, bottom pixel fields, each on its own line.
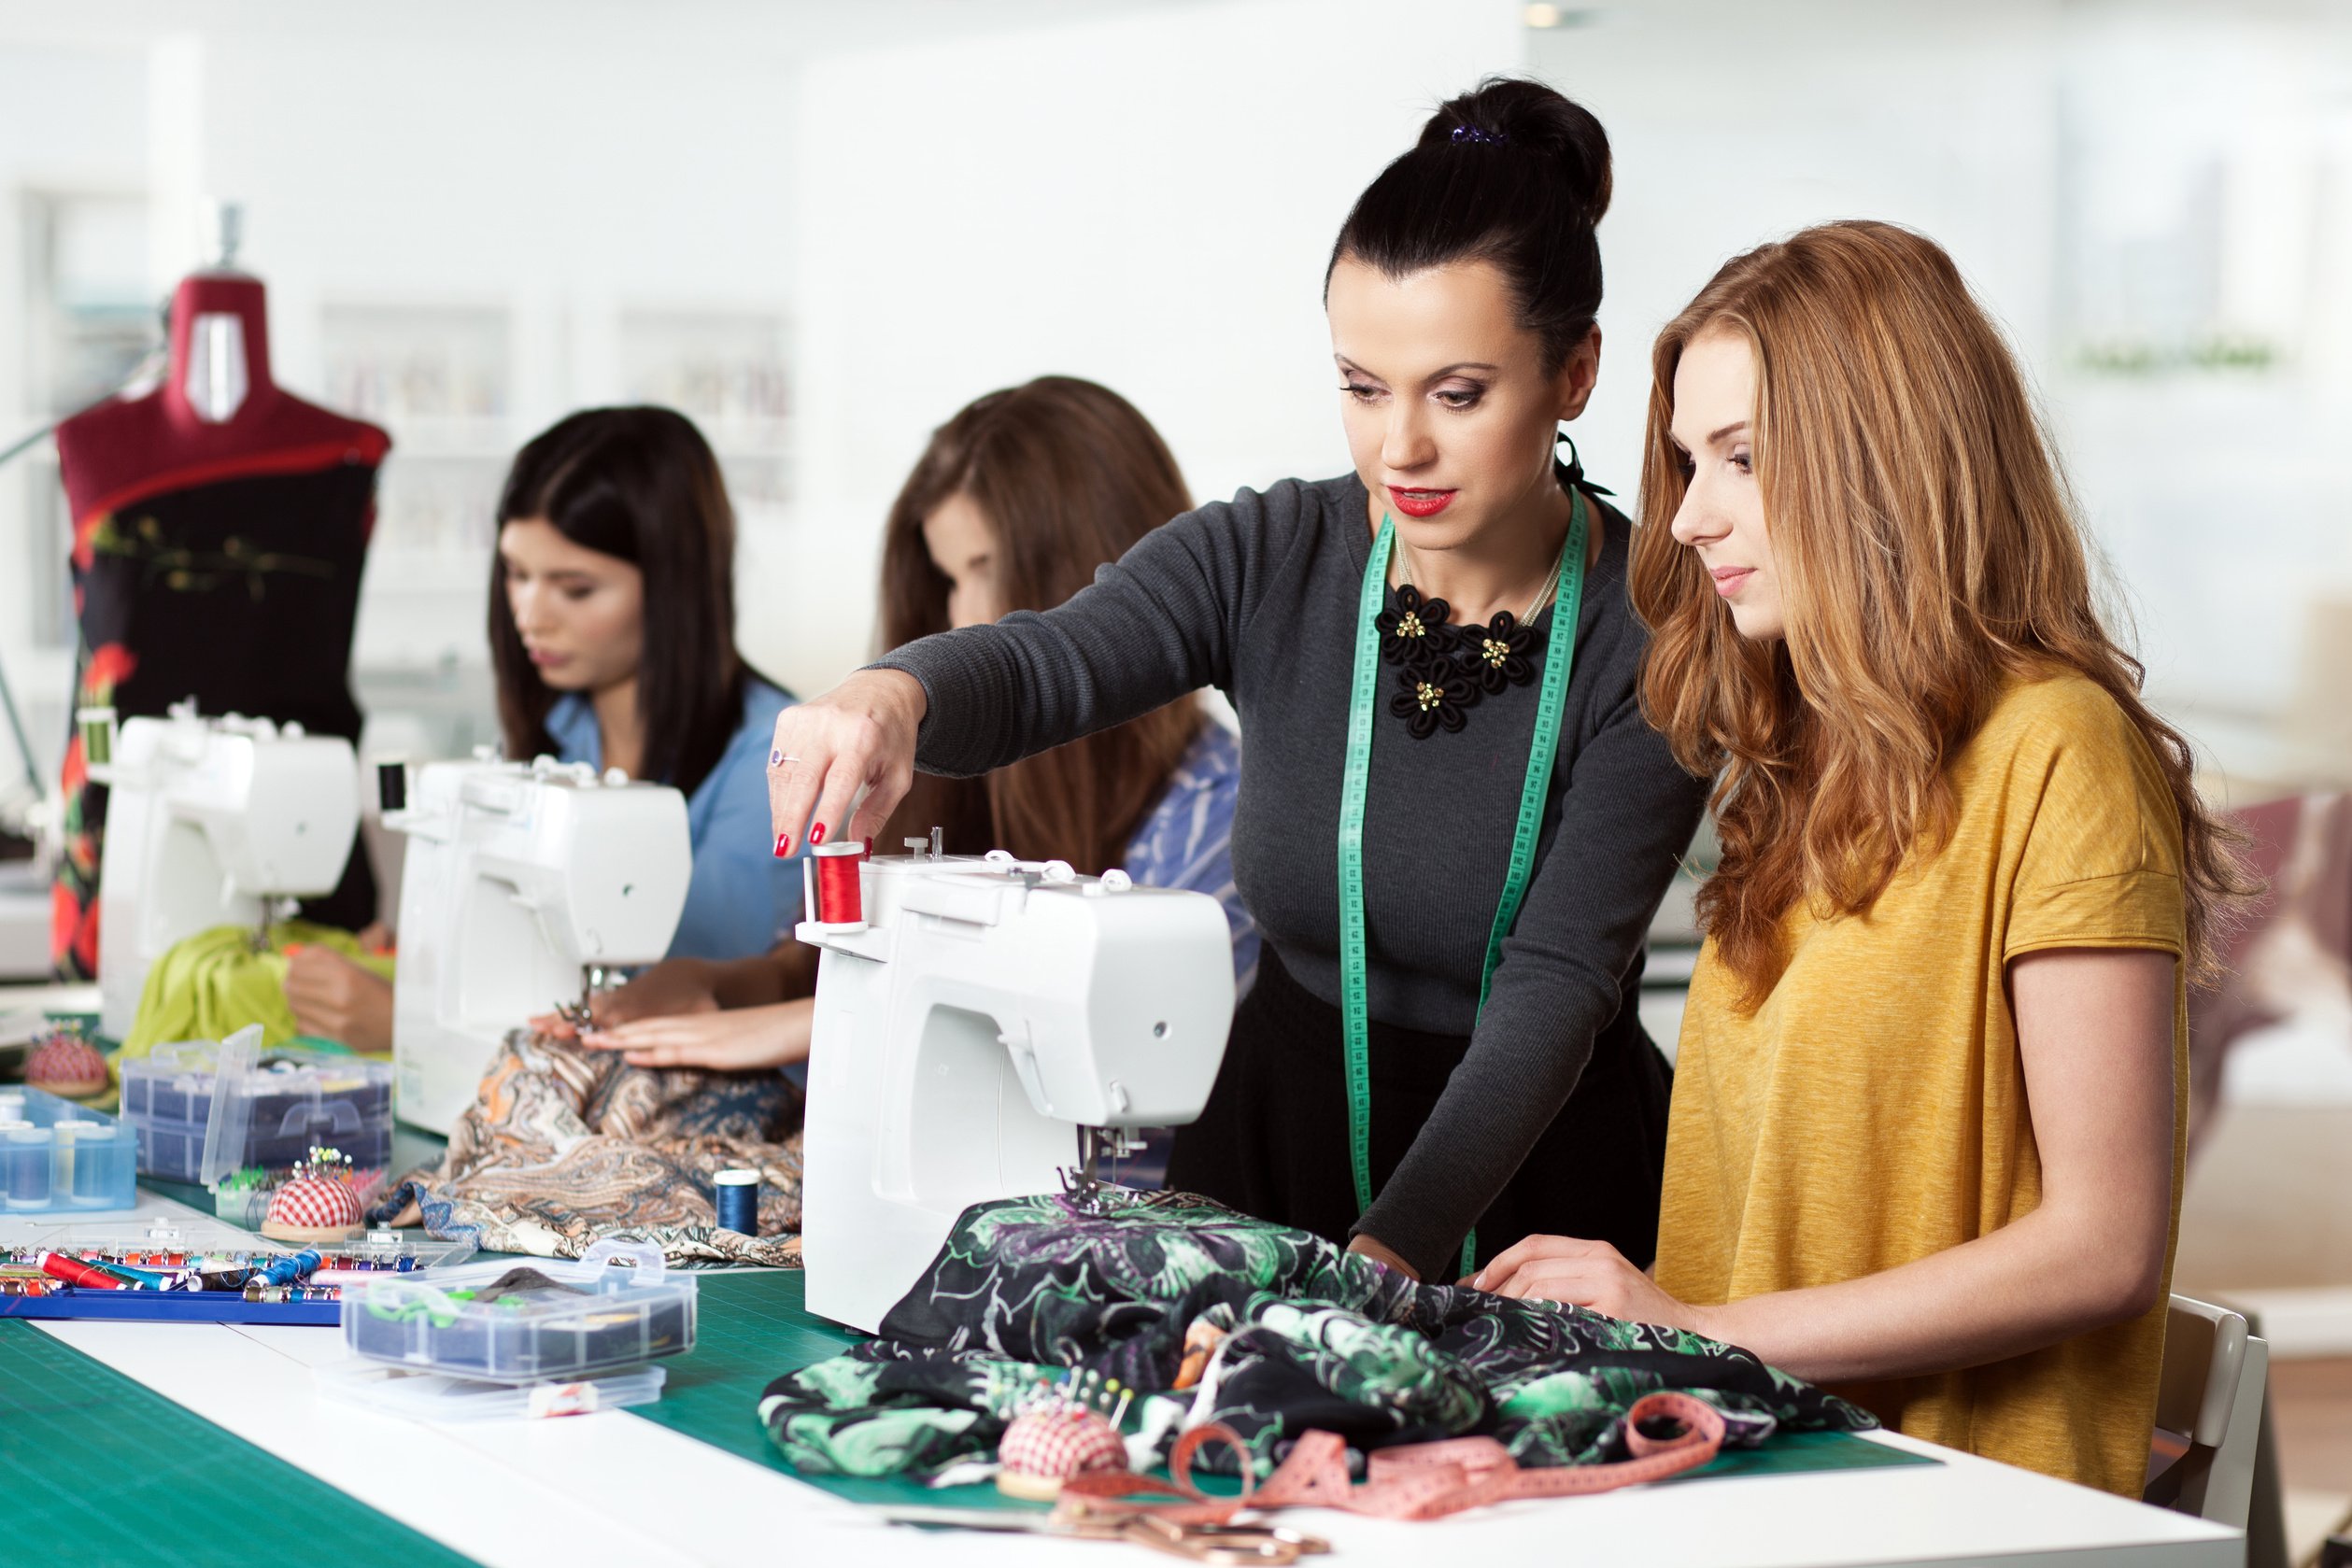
left=1165, top=946, right=1671, bottom=1282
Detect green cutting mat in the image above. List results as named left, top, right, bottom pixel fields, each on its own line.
left=0, top=1320, right=482, bottom=1568
left=628, top=1269, right=1935, bottom=1511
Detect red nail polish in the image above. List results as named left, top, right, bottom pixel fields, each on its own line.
left=774, top=833, right=791, bottom=857
left=810, top=822, right=827, bottom=846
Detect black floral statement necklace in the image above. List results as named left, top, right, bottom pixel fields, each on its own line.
left=1375, top=542, right=1564, bottom=740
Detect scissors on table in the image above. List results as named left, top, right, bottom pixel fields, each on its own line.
left=873, top=1504, right=1330, bottom=1562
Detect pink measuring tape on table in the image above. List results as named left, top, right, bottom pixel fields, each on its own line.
left=1056, top=1390, right=1727, bottom=1527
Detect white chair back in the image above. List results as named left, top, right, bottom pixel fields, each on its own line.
left=2147, top=1293, right=2269, bottom=1531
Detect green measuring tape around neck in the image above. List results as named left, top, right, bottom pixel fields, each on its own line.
left=1338, top=488, right=1589, bottom=1278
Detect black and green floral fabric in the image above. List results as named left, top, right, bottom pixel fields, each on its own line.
left=758, top=1191, right=1874, bottom=1480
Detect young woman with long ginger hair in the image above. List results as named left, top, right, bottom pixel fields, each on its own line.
left=1472, top=220, right=2253, bottom=1496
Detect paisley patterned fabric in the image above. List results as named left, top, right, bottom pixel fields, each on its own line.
left=372, top=1029, right=804, bottom=1266
left=758, top=1191, right=1872, bottom=1480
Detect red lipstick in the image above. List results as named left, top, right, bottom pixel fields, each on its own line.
left=1387, top=486, right=1455, bottom=518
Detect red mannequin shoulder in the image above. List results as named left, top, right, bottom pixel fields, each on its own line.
left=51, top=272, right=390, bottom=523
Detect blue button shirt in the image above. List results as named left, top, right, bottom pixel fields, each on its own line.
left=1122, top=721, right=1257, bottom=996
left=545, top=677, right=801, bottom=962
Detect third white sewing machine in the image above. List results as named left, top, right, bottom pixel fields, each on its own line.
left=385, top=753, right=690, bottom=1134
left=796, top=835, right=1238, bottom=1333
left=88, top=699, right=361, bottom=1040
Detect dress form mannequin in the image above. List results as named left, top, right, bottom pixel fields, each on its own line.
left=50, top=265, right=391, bottom=981
left=53, top=272, right=388, bottom=521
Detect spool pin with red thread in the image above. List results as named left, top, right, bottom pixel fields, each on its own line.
left=803, top=840, right=870, bottom=932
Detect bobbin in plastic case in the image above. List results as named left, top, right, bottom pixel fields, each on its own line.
left=340, top=1239, right=696, bottom=1381
left=118, top=1024, right=394, bottom=1185
left=0, top=1086, right=137, bottom=1213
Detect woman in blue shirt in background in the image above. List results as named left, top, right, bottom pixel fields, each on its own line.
left=499, top=406, right=800, bottom=960
left=282, top=406, right=799, bottom=1046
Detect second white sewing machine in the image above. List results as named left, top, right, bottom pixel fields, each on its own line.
left=797, top=836, right=1238, bottom=1334
left=87, top=699, right=361, bottom=1040
left=385, top=753, right=690, bottom=1134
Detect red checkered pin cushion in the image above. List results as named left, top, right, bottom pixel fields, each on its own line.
left=996, top=1405, right=1129, bottom=1500
left=261, top=1173, right=363, bottom=1243
left=25, top=1031, right=109, bottom=1098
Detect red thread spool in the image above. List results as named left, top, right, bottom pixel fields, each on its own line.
left=38, top=1251, right=124, bottom=1290
left=812, top=841, right=868, bottom=926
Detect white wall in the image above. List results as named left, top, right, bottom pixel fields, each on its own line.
left=180, top=12, right=805, bottom=693
left=1531, top=0, right=2063, bottom=510
left=0, top=0, right=1179, bottom=764
left=192, top=14, right=802, bottom=385
left=1530, top=0, right=2352, bottom=791
left=0, top=39, right=152, bottom=793
left=8, top=1, right=2345, bottom=796
left=782, top=0, right=1526, bottom=694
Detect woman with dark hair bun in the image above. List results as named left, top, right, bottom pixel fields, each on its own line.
left=281, top=407, right=802, bottom=1048
left=767, top=78, right=1708, bottom=1283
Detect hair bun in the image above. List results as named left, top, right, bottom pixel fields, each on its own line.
left=1420, top=77, right=1611, bottom=220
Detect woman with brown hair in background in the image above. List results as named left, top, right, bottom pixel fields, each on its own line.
left=874, top=375, right=1257, bottom=971
left=559, top=376, right=1256, bottom=1070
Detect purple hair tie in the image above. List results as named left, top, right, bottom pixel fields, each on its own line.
left=1451, top=124, right=1507, bottom=145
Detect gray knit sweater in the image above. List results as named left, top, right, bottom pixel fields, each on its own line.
left=874, top=472, right=1708, bottom=1268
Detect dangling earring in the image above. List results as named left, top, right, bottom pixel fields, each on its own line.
left=1553, top=431, right=1615, bottom=497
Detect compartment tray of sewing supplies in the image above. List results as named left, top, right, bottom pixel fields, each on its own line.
left=118, top=1024, right=394, bottom=1188
left=340, top=1239, right=696, bottom=1382
left=0, top=1085, right=138, bottom=1215
left=0, top=1214, right=475, bottom=1325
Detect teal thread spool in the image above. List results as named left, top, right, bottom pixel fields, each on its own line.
left=68, top=1122, right=124, bottom=1206
left=2, top=1123, right=47, bottom=1209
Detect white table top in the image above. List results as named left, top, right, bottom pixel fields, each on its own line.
left=12, top=1194, right=2241, bottom=1568
left=0, top=978, right=102, bottom=1013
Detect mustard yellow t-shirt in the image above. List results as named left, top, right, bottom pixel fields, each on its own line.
left=1655, top=672, right=2189, bottom=1497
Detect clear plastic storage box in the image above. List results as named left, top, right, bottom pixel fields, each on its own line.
left=341, top=1240, right=697, bottom=1382
left=119, top=1026, right=394, bottom=1184
left=316, top=1361, right=667, bottom=1420
left=1, top=1214, right=476, bottom=1272
left=0, top=1085, right=138, bottom=1213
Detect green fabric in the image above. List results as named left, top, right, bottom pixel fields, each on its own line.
left=0, top=1320, right=481, bottom=1567
left=120, top=920, right=392, bottom=1057
left=632, top=1270, right=1214, bottom=1516
left=758, top=1193, right=1877, bottom=1483
left=627, top=1268, right=1934, bottom=1518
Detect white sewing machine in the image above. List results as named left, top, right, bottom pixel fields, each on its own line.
left=797, top=837, right=1237, bottom=1333
left=385, top=753, right=691, bottom=1134
left=87, top=700, right=361, bottom=1040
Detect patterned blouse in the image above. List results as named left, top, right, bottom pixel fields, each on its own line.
left=1124, top=720, right=1256, bottom=995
